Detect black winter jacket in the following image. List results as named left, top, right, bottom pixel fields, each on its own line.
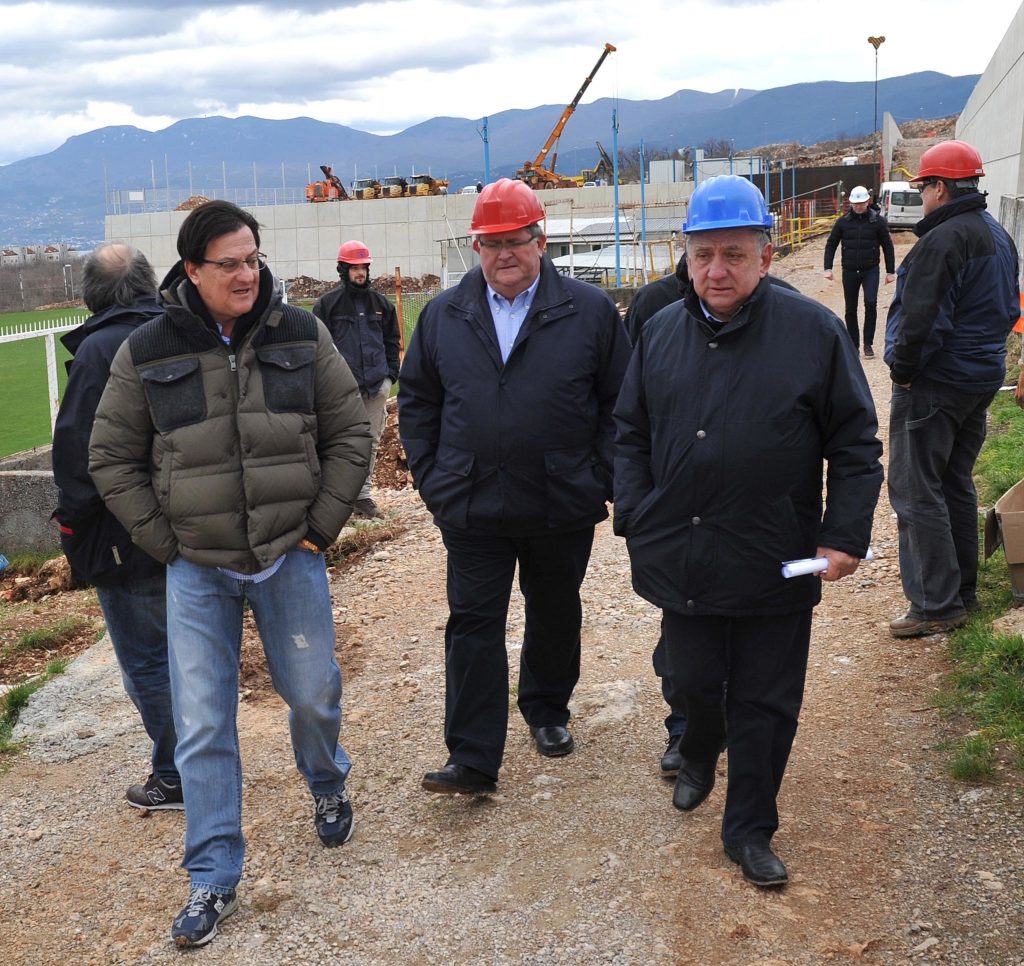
left=52, top=299, right=165, bottom=586
left=614, top=278, right=883, bottom=616
left=823, top=208, right=896, bottom=273
left=398, top=258, right=631, bottom=535
left=313, top=283, right=400, bottom=395
left=884, top=193, right=1020, bottom=390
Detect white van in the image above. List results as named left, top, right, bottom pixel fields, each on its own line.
left=879, top=181, right=923, bottom=230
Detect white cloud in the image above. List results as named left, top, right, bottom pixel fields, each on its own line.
left=1, top=0, right=1019, bottom=164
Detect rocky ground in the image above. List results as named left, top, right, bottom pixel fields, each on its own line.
left=1, top=234, right=1023, bottom=964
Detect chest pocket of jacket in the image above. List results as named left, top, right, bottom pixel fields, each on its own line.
left=257, top=345, right=316, bottom=413
left=140, top=358, right=207, bottom=433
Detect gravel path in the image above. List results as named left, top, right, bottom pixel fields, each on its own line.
left=2, top=235, right=1022, bottom=964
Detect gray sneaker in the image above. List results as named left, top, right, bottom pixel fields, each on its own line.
left=126, top=775, right=184, bottom=811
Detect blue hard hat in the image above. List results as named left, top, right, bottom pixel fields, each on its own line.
left=684, top=175, right=773, bottom=233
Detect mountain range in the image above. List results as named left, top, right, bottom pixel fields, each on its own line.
left=0, top=70, right=977, bottom=247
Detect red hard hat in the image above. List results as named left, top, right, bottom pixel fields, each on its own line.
left=470, top=178, right=545, bottom=235
left=913, top=140, right=985, bottom=182
left=337, top=240, right=372, bottom=265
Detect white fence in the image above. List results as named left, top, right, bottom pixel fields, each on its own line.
left=0, top=315, right=83, bottom=438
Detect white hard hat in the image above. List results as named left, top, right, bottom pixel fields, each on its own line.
left=849, top=186, right=870, bottom=203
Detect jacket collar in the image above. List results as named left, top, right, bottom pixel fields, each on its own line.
left=914, top=191, right=987, bottom=238
left=60, top=296, right=163, bottom=356
left=160, top=260, right=281, bottom=345
left=449, top=255, right=575, bottom=366
left=681, top=275, right=773, bottom=337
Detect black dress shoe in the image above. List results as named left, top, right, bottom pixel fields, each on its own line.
left=724, top=843, right=788, bottom=887
left=530, top=726, right=575, bottom=757
left=660, top=733, right=684, bottom=777
left=672, top=757, right=717, bottom=811
left=421, top=763, right=496, bottom=795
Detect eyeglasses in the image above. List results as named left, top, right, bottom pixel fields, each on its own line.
left=477, top=237, right=535, bottom=252
left=199, top=253, right=266, bottom=274
left=917, top=180, right=936, bottom=192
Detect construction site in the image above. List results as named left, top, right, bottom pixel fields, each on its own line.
left=100, top=23, right=1024, bottom=294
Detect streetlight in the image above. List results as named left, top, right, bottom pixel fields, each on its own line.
left=868, top=35, right=886, bottom=135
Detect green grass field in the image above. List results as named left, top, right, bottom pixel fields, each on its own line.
left=0, top=310, right=84, bottom=458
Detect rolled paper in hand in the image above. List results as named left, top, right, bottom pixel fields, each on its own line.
left=781, top=547, right=874, bottom=579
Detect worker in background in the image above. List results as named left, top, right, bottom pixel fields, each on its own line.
left=51, top=243, right=181, bottom=813
left=314, top=240, right=401, bottom=519
left=624, top=248, right=798, bottom=781
left=886, top=140, right=1020, bottom=637
left=399, top=178, right=631, bottom=795
left=615, top=175, right=882, bottom=888
left=823, top=185, right=896, bottom=358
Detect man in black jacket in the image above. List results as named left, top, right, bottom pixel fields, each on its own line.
left=51, top=243, right=181, bottom=812
left=885, top=140, right=1020, bottom=638
left=399, top=179, right=631, bottom=794
left=626, top=257, right=801, bottom=780
left=314, top=240, right=401, bottom=519
left=615, top=176, right=882, bottom=888
left=823, top=185, right=896, bottom=358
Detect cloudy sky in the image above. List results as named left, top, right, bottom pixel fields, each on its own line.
left=2, top=0, right=1020, bottom=165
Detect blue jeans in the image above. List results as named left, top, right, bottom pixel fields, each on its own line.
left=889, top=379, right=997, bottom=618
left=166, top=550, right=350, bottom=893
left=95, top=572, right=178, bottom=783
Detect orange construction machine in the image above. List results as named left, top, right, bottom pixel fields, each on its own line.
left=305, top=165, right=349, bottom=202
left=515, top=42, right=616, bottom=190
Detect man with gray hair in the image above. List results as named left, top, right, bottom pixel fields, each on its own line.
left=614, top=176, right=882, bottom=888
left=51, top=242, right=181, bottom=811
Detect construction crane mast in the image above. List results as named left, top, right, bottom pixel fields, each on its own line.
left=516, top=42, right=616, bottom=189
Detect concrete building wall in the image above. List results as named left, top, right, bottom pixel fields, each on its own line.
left=957, top=1, right=1024, bottom=216
left=105, top=182, right=693, bottom=283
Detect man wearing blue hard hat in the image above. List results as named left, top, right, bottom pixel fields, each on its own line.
left=613, top=175, right=882, bottom=887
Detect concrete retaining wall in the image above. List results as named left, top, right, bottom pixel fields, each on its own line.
left=0, top=447, right=59, bottom=554
left=105, top=182, right=692, bottom=284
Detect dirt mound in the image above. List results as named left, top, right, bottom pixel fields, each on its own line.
left=373, top=398, right=410, bottom=490
left=175, top=195, right=212, bottom=211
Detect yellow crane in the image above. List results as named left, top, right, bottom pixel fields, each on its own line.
left=516, top=42, right=616, bottom=190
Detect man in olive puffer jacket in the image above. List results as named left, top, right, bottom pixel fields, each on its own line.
left=89, top=201, right=371, bottom=949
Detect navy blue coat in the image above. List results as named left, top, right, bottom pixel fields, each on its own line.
left=314, top=283, right=400, bottom=395
left=884, top=193, right=1020, bottom=391
left=614, top=278, right=883, bottom=616
left=52, top=298, right=165, bottom=586
left=398, top=258, right=631, bottom=535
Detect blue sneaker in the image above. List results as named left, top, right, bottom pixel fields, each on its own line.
left=314, top=787, right=354, bottom=847
left=171, top=886, right=238, bottom=948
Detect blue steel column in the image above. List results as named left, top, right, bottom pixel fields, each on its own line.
left=613, top=108, right=621, bottom=287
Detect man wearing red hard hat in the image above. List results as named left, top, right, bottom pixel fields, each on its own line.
left=885, top=140, right=1020, bottom=638
left=314, top=240, right=401, bottom=519
left=398, top=178, right=630, bottom=794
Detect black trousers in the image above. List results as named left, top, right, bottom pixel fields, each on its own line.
left=661, top=608, right=812, bottom=846
left=841, top=266, right=880, bottom=349
left=439, top=526, right=595, bottom=778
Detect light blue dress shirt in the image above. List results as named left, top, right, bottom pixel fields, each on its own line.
left=486, top=274, right=541, bottom=363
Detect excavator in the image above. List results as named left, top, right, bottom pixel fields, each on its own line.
left=515, top=42, right=616, bottom=190
left=580, top=141, right=615, bottom=183
left=305, top=164, right=349, bottom=202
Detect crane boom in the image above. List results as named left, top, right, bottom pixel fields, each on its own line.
left=533, top=43, right=616, bottom=170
